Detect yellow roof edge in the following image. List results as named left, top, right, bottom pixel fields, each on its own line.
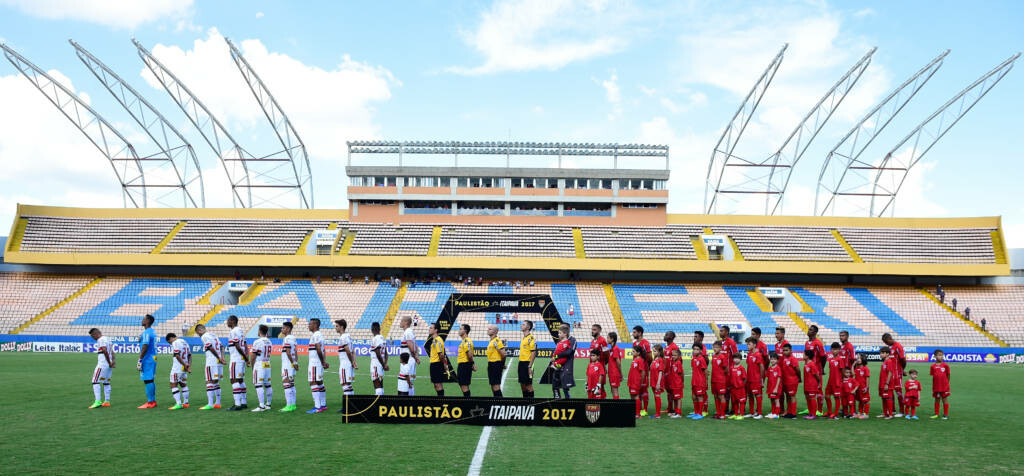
left=666, top=213, right=1001, bottom=229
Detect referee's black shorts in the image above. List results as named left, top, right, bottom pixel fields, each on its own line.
left=457, top=362, right=473, bottom=386
left=517, top=361, right=532, bottom=384
left=429, top=361, right=445, bottom=384
left=487, top=361, right=503, bottom=386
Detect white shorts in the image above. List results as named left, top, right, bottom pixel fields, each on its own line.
left=339, top=362, right=354, bottom=384
left=170, top=371, right=188, bottom=384
left=308, top=364, right=324, bottom=383
left=252, top=363, right=272, bottom=385
left=92, top=366, right=112, bottom=383
left=370, top=361, right=384, bottom=381
left=229, top=361, right=246, bottom=380
left=204, top=365, right=223, bottom=382
left=281, top=364, right=296, bottom=380
left=401, top=353, right=417, bottom=375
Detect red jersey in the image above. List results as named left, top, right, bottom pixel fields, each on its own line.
left=607, top=345, right=624, bottom=383
left=826, top=355, right=843, bottom=388
left=590, top=336, right=609, bottom=365
left=929, top=362, right=951, bottom=393
left=649, top=357, right=668, bottom=390
left=890, top=341, right=906, bottom=370
left=664, top=342, right=680, bottom=360
left=690, top=353, right=708, bottom=389
left=746, top=351, right=764, bottom=386
left=586, top=361, right=605, bottom=395
left=774, top=339, right=790, bottom=358
left=842, top=377, right=859, bottom=397
left=766, top=365, right=782, bottom=395
left=839, top=341, right=856, bottom=368
left=803, top=360, right=822, bottom=394
left=880, top=356, right=900, bottom=390
left=710, top=352, right=729, bottom=385
left=756, top=340, right=770, bottom=368
left=804, top=338, right=826, bottom=370
left=666, top=358, right=685, bottom=389
left=904, top=379, right=921, bottom=398
left=780, top=354, right=801, bottom=386
left=855, top=365, right=870, bottom=391
left=627, top=358, right=647, bottom=388
left=729, top=364, right=746, bottom=390
left=552, top=339, right=571, bottom=368
left=722, top=337, right=738, bottom=362
left=631, top=339, right=652, bottom=370
left=692, top=342, right=708, bottom=359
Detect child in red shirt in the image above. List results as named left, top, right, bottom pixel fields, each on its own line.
left=841, top=367, right=859, bottom=418
left=744, top=337, right=765, bottom=419
left=586, top=349, right=605, bottom=400
left=779, top=343, right=801, bottom=418
left=878, top=346, right=899, bottom=419
left=606, top=332, right=624, bottom=399
left=627, top=326, right=652, bottom=418
left=689, top=343, right=708, bottom=420
left=854, top=354, right=871, bottom=419
left=710, top=341, right=730, bottom=419
left=930, top=349, right=951, bottom=419
left=802, top=349, right=822, bottom=420
left=648, top=344, right=667, bottom=418
left=765, top=353, right=782, bottom=419
left=825, top=342, right=844, bottom=419
left=665, top=348, right=685, bottom=418
left=904, top=369, right=921, bottom=419
left=728, top=353, right=747, bottom=420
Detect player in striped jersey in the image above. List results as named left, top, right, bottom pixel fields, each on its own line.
left=399, top=316, right=419, bottom=396
left=307, top=318, right=329, bottom=413
left=194, top=324, right=224, bottom=410
left=279, top=321, right=299, bottom=412
left=88, top=328, right=114, bottom=408
left=166, top=333, right=191, bottom=410
left=248, top=325, right=273, bottom=412
left=369, top=322, right=388, bottom=396
left=226, top=315, right=249, bottom=411
left=333, top=319, right=357, bottom=400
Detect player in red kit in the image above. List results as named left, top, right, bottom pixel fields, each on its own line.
left=854, top=354, right=871, bottom=419
left=838, top=330, right=856, bottom=369
left=627, top=326, right=652, bottom=418
left=803, top=325, right=826, bottom=416
left=728, top=354, right=747, bottom=420
left=779, top=343, right=801, bottom=418
left=718, top=325, right=738, bottom=414
left=802, top=349, right=822, bottom=420
left=929, top=349, right=951, bottom=419
left=692, top=330, right=708, bottom=360
left=586, top=349, right=605, bottom=400
left=765, top=353, right=782, bottom=419
left=606, top=332, right=624, bottom=399
left=663, top=331, right=680, bottom=362
left=710, top=341, right=730, bottom=419
left=750, top=327, right=770, bottom=374
left=774, top=327, right=790, bottom=359
left=904, top=369, right=921, bottom=419
left=689, top=343, right=708, bottom=420
left=841, top=367, right=858, bottom=418
left=648, top=344, right=667, bottom=418
left=878, top=346, right=899, bottom=419
left=825, top=342, right=844, bottom=419
left=590, top=324, right=609, bottom=364
left=744, top=337, right=765, bottom=419
left=666, top=348, right=685, bottom=418
left=882, top=333, right=907, bottom=416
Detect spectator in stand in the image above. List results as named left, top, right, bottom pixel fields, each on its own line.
left=951, top=297, right=957, bottom=311
left=981, top=318, right=987, bottom=330
left=964, top=306, right=971, bottom=320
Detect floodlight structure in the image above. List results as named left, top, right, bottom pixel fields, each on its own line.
left=1, top=43, right=150, bottom=207
left=704, top=44, right=787, bottom=214
left=70, top=39, right=205, bottom=208
left=867, top=52, right=1020, bottom=217
left=224, top=37, right=313, bottom=208
left=815, top=50, right=949, bottom=216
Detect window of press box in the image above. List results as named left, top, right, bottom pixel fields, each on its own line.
left=405, top=177, right=450, bottom=187
left=359, top=200, right=395, bottom=205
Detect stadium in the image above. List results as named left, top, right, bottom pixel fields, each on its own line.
left=2, top=3, right=1024, bottom=475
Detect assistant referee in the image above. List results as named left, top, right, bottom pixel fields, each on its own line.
left=456, top=324, right=475, bottom=397
left=427, top=322, right=447, bottom=396
left=486, top=324, right=506, bottom=397
left=518, top=320, right=537, bottom=398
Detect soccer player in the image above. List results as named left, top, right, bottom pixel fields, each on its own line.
left=648, top=344, right=667, bottom=418
left=825, top=342, right=844, bottom=419
left=397, top=354, right=414, bottom=396
left=692, top=330, right=708, bottom=360
left=774, top=327, right=789, bottom=359
left=854, top=354, right=871, bottom=419
left=728, top=353, right=747, bottom=420
left=306, top=318, right=328, bottom=413
left=586, top=349, right=605, bottom=400
left=718, top=325, right=738, bottom=414
left=745, top=337, right=765, bottom=419
left=369, top=322, right=388, bottom=397
left=486, top=324, right=507, bottom=397
left=399, top=316, right=420, bottom=396
left=882, top=333, right=907, bottom=417
left=137, top=314, right=158, bottom=409
left=427, top=322, right=448, bottom=396
left=627, top=326, right=652, bottom=417
left=841, top=367, right=858, bottom=418
left=194, top=323, right=224, bottom=410
left=803, top=325, right=826, bottom=416
left=666, top=348, right=684, bottom=418
left=166, top=333, right=191, bottom=410
left=226, top=315, right=249, bottom=411
left=518, top=320, right=537, bottom=398
left=765, top=353, right=782, bottom=419
left=663, top=331, right=680, bottom=362
left=457, top=324, right=475, bottom=397
left=878, top=346, right=896, bottom=419
left=333, top=319, right=357, bottom=400
left=710, top=340, right=729, bottom=420
left=904, top=369, right=922, bottom=420
left=689, top=343, right=708, bottom=420
left=88, top=328, right=114, bottom=409
left=779, top=343, right=801, bottom=418
left=802, top=349, right=822, bottom=420
left=279, top=321, right=299, bottom=412
left=838, top=330, right=856, bottom=369
left=248, top=325, right=273, bottom=412
left=591, top=324, right=609, bottom=391
left=607, top=331, right=624, bottom=399
left=930, top=349, right=951, bottom=419
left=750, top=327, right=769, bottom=369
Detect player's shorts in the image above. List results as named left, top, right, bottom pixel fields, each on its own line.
left=308, top=363, right=324, bottom=382
left=878, top=388, right=892, bottom=398
left=252, top=363, right=271, bottom=385
left=487, top=361, right=503, bottom=386
left=932, top=391, right=950, bottom=399
left=804, top=391, right=819, bottom=399
left=92, top=366, right=112, bottom=383
left=782, top=383, right=798, bottom=397
left=370, top=361, right=384, bottom=381
left=457, top=362, right=473, bottom=386
left=905, top=396, right=919, bottom=407
left=730, top=389, right=747, bottom=401
left=826, top=383, right=842, bottom=397
left=711, top=382, right=727, bottom=396
left=170, top=371, right=188, bottom=384
left=649, top=385, right=664, bottom=395
left=139, top=358, right=156, bottom=381
left=430, top=361, right=446, bottom=384
left=859, top=389, right=871, bottom=403
left=338, top=362, right=354, bottom=385
left=669, top=387, right=683, bottom=400
left=608, top=370, right=621, bottom=388
left=691, top=386, right=707, bottom=397
left=281, top=364, right=296, bottom=380
left=767, top=390, right=780, bottom=399
left=747, top=383, right=762, bottom=395
left=229, top=361, right=246, bottom=380
left=204, top=364, right=223, bottom=382
left=517, top=361, right=532, bottom=385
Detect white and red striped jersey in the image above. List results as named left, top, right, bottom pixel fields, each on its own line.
left=251, top=337, right=272, bottom=364
left=337, top=333, right=353, bottom=366
left=171, top=339, right=191, bottom=372
left=281, top=334, right=298, bottom=367
left=95, top=336, right=113, bottom=368
left=201, top=332, right=222, bottom=366
left=227, top=327, right=246, bottom=361
left=308, top=331, right=325, bottom=367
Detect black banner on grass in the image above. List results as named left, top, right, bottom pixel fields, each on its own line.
left=340, top=395, right=635, bottom=427
left=435, top=294, right=565, bottom=342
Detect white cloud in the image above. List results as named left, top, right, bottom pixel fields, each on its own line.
left=0, top=0, right=194, bottom=29
left=255, top=11, right=264, bottom=19
left=446, top=0, right=629, bottom=75
left=853, top=8, right=875, bottom=18
left=1004, top=223, right=1024, bottom=248
left=638, top=85, right=656, bottom=97
left=596, top=71, right=621, bottom=120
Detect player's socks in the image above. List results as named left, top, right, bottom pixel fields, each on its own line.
left=375, top=388, right=384, bottom=396
left=653, top=396, right=661, bottom=416
left=144, top=381, right=156, bottom=402
left=788, top=400, right=797, bottom=416
left=437, top=389, right=445, bottom=396
left=493, top=390, right=502, bottom=397
left=104, top=383, right=111, bottom=402
left=756, top=396, right=763, bottom=415
left=934, top=400, right=940, bottom=416
left=265, top=385, right=273, bottom=406
left=215, top=386, right=221, bottom=405
left=183, top=387, right=190, bottom=406
left=207, top=384, right=216, bottom=406
left=172, top=388, right=181, bottom=405
left=256, top=385, right=266, bottom=408
left=232, top=383, right=241, bottom=406
left=240, top=384, right=248, bottom=405
left=825, top=398, right=833, bottom=416
left=93, top=383, right=102, bottom=402
left=943, top=402, right=949, bottom=417
left=463, top=390, right=471, bottom=397
left=635, top=398, right=642, bottom=416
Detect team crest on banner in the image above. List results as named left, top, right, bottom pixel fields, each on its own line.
left=586, top=403, right=600, bottom=423
left=538, top=299, right=546, bottom=309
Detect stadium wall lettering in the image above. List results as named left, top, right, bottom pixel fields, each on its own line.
left=340, top=395, right=635, bottom=427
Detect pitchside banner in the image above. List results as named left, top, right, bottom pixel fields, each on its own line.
left=435, top=293, right=565, bottom=341
left=341, top=395, right=635, bottom=427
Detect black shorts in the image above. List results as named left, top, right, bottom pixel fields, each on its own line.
left=517, top=361, right=532, bottom=384
left=429, top=362, right=445, bottom=384
left=457, top=362, right=473, bottom=386
left=488, top=361, right=504, bottom=386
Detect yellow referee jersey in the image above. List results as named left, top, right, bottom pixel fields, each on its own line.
left=458, top=337, right=473, bottom=364
left=486, top=337, right=505, bottom=362
left=428, top=337, right=445, bottom=363
left=519, top=333, right=536, bottom=362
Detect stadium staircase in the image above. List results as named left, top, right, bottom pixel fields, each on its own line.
left=427, top=226, right=442, bottom=257
left=690, top=236, right=708, bottom=260
left=237, top=283, right=266, bottom=305
left=990, top=231, right=1007, bottom=264
left=338, top=231, right=356, bottom=255
left=746, top=290, right=773, bottom=312
left=381, top=282, right=408, bottom=336
left=830, top=229, right=863, bottom=263
left=295, top=231, right=314, bottom=255
left=186, top=283, right=225, bottom=336
left=195, top=305, right=226, bottom=332
left=727, top=237, right=745, bottom=261
left=917, top=288, right=1007, bottom=347
left=602, top=283, right=630, bottom=336
left=7, top=217, right=27, bottom=252
left=12, top=276, right=103, bottom=334
left=572, top=228, right=585, bottom=258
left=151, top=221, right=186, bottom=254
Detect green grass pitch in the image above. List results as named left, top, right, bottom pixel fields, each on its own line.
left=1, top=353, right=1022, bottom=475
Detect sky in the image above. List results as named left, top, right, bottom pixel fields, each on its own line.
left=0, top=0, right=1021, bottom=245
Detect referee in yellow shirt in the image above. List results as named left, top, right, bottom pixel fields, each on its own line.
left=456, top=324, right=475, bottom=397
left=427, top=323, right=447, bottom=396
left=486, top=324, right=507, bottom=397
left=518, top=320, right=537, bottom=398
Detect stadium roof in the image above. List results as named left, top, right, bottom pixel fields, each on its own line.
left=347, top=141, right=669, bottom=157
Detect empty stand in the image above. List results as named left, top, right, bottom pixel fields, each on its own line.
left=437, top=225, right=575, bottom=258
left=163, top=219, right=332, bottom=254
left=711, top=225, right=851, bottom=262
left=839, top=227, right=997, bottom=264
left=580, top=225, right=701, bottom=259
left=343, top=224, right=433, bottom=256
left=19, top=216, right=179, bottom=254
left=940, top=285, right=1024, bottom=346
left=0, top=273, right=93, bottom=333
